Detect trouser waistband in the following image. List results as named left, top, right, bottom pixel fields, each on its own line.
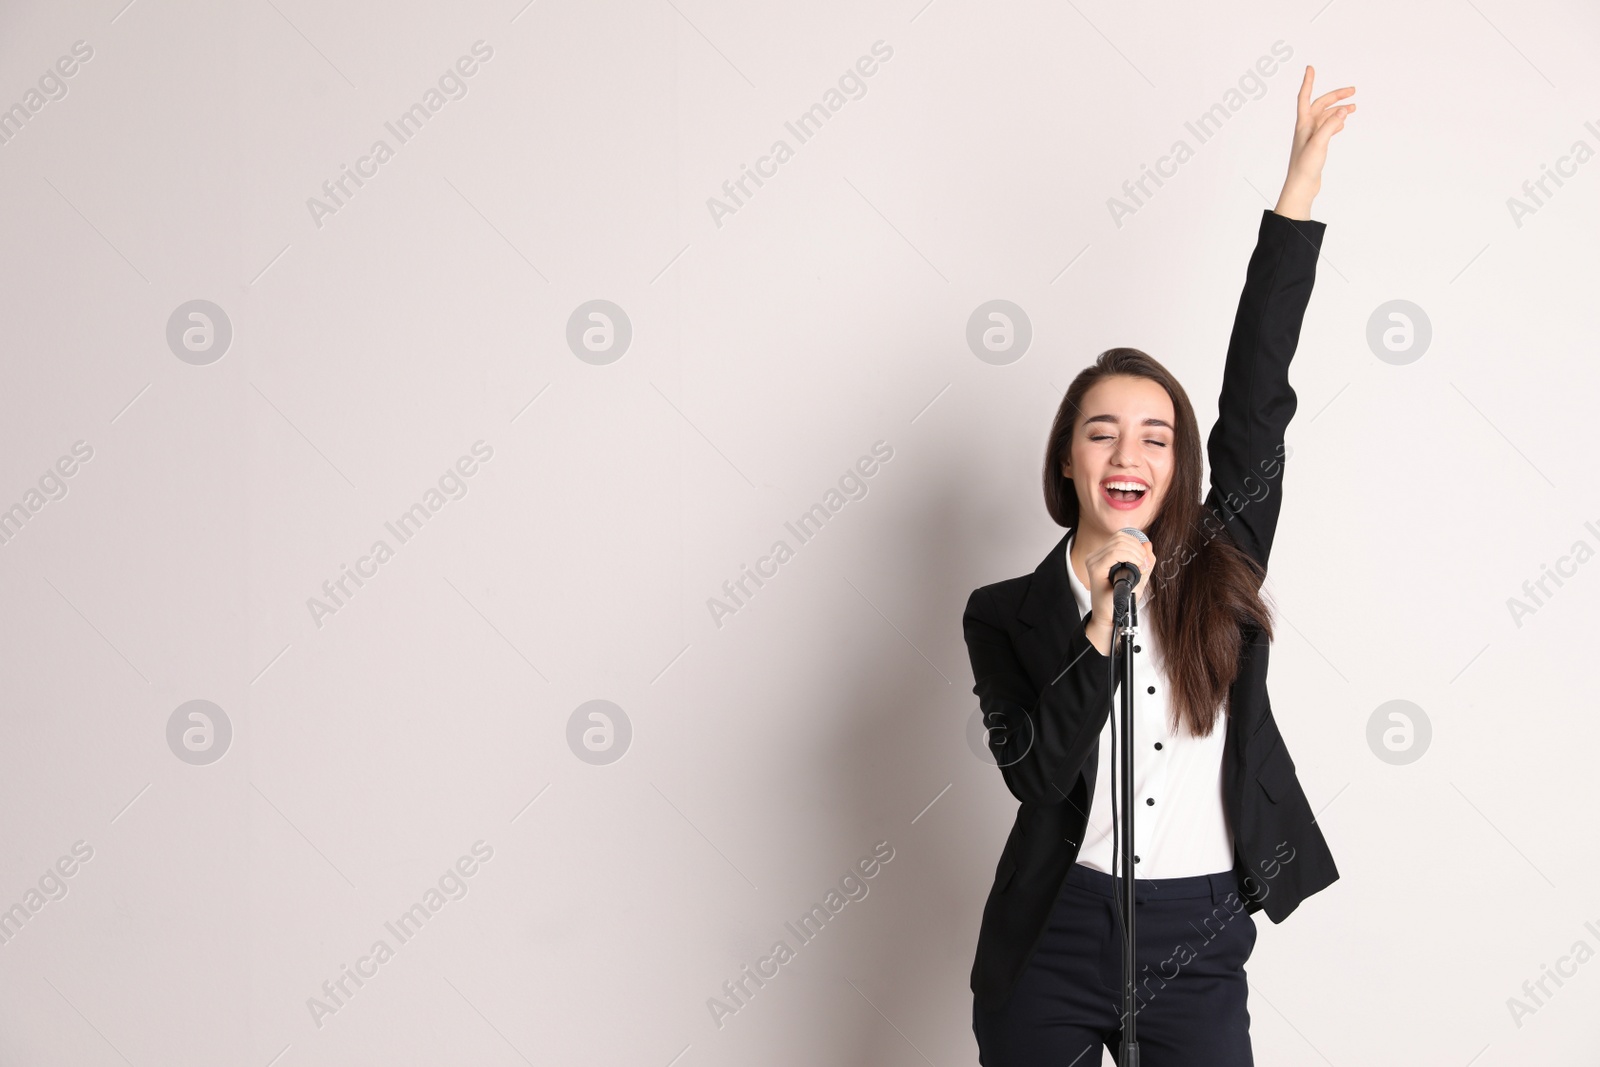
left=1066, top=860, right=1241, bottom=905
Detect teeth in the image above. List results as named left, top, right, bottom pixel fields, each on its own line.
left=1105, top=482, right=1145, bottom=492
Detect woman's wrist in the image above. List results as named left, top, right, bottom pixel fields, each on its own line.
left=1085, top=615, right=1113, bottom=657
left=1273, top=181, right=1317, bottom=221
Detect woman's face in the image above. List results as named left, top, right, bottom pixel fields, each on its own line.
left=1060, top=375, right=1176, bottom=537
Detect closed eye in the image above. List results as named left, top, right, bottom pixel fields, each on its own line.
left=1090, top=435, right=1167, bottom=447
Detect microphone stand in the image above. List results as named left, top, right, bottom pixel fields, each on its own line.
left=1112, top=566, right=1141, bottom=1066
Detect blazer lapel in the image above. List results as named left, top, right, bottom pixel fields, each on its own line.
left=1015, top=524, right=1101, bottom=814
left=1016, top=526, right=1081, bottom=673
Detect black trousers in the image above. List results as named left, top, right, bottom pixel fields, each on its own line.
left=973, top=861, right=1257, bottom=1066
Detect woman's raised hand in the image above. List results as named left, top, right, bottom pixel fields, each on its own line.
left=1274, top=65, right=1355, bottom=220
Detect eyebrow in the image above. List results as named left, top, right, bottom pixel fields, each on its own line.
left=1083, top=414, right=1174, bottom=431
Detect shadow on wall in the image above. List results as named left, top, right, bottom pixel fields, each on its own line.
left=806, top=441, right=1048, bottom=1065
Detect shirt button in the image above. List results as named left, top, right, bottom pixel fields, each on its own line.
left=1134, top=644, right=1142, bottom=653
left=1147, top=685, right=1155, bottom=694
left=1134, top=855, right=1141, bottom=864
left=1145, top=797, right=1155, bottom=806
left=1154, top=742, right=1163, bottom=750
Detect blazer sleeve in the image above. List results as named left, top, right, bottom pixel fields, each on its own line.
left=1203, top=208, right=1326, bottom=571
left=964, top=585, right=1113, bottom=806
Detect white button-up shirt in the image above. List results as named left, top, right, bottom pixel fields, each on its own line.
left=1063, top=532, right=1235, bottom=879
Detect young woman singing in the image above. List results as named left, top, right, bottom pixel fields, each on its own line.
left=962, top=66, right=1355, bottom=1065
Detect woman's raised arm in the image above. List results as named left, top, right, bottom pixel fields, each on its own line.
left=1202, top=67, right=1354, bottom=569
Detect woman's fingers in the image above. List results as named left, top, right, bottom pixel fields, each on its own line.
left=1107, top=534, right=1154, bottom=577
left=1312, top=103, right=1355, bottom=141
left=1296, top=66, right=1315, bottom=114
left=1294, top=68, right=1355, bottom=140
left=1309, top=85, right=1356, bottom=113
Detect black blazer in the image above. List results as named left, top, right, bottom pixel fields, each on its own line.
left=962, top=208, right=1340, bottom=1011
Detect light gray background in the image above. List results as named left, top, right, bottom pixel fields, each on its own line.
left=1, top=0, right=1597, bottom=1064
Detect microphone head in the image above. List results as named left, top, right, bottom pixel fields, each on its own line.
left=1118, top=526, right=1149, bottom=544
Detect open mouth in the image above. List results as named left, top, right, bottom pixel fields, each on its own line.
left=1102, top=480, right=1148, bottom=508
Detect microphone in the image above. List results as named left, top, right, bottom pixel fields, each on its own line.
left=1108, top=527, right=1148, bottom=623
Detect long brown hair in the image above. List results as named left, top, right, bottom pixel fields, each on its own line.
left=1043, top=347, right=1274, bottom=738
